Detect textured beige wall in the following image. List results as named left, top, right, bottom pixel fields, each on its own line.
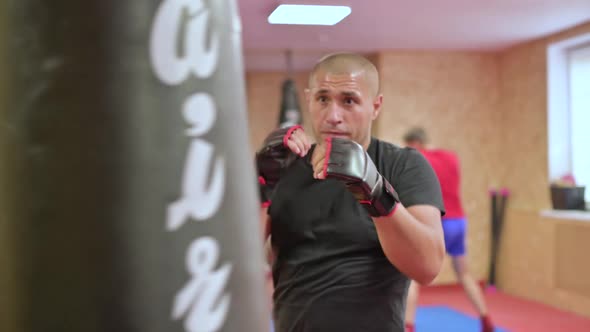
left=497, top=20, right=590, bottom=318
left=375, top=52, right=502, bottom=284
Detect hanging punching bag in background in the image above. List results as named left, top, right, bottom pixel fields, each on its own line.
left=277, top=51, right=303, bottom=128
left=278, top=79, right=303, bottom=128
left=1, top=1, right=269, bottom=332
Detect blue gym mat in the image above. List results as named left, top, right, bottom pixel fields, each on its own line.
left=416, top=306, right=509, bottom=332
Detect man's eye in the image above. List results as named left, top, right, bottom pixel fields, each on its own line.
left=344, top=98, right=354, bottom=104
left=318, top=96, right=328, bottom=102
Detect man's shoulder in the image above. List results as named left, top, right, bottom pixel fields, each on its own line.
left=370, top=137, right=427, bottom=169
left=371, top=137, right=414, bottom=157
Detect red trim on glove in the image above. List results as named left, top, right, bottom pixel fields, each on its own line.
left=282, top=125, right=303, bottom=147
left=259, top=176, right=271, bottom=208
left=359, top=200, right=400, bottom=218
left=384, top=202, right=400, bottom=218
left=322, top=136, right=333, bottom=178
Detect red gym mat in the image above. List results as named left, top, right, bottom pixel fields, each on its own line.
left=418, top=284, right=590, bottom=332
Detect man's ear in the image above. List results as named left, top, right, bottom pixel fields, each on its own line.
left=372, top=94, right=383, bottom=120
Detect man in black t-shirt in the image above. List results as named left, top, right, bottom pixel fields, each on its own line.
left=256, top=53, right=446, bottom=332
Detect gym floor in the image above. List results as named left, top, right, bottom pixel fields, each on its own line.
left=417, top=284, right=590, bottom=332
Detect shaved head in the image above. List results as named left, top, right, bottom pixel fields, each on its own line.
left=308, top=53, right=380, bottom=97
left=305, top=52, right=384, bottom=150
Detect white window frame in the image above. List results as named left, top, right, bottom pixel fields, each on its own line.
left=547, top=33, right=590, bottom=205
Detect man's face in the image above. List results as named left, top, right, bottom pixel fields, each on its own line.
left=305, top=70, right=382, bottom=149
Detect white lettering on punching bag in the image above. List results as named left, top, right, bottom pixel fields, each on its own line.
left=166, top=93, right=225, bottom=230
left=172, top=237, right=232, bottom=332
left=149, top=1, right=231, bottom=332
left=150, top=0, right=220, bottom=85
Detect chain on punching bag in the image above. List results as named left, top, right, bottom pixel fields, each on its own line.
left=1, top=1, right=269, bottom=332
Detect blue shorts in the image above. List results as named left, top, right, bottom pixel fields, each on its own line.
left=442, top=218, right=467, bottom=257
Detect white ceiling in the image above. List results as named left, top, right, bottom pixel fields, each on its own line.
left=237, top=0, right=590, bottom=71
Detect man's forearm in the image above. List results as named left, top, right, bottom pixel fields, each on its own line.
left=372, top=204, right=445, bottom=284
left=260, top=206, right=270, bottom=241
left=264, top=236, right=276, bottom=265
left=260, top=207, right=275, bottom=265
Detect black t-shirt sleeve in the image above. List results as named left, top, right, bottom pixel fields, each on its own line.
left=389, top=148, right=445, bottom=216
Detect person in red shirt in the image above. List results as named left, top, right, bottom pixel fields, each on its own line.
left=402, top=127, right=494, bottom=332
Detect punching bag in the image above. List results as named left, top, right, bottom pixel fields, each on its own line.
left=278, top=79, right=303, bottom=128
left=0, top=2, right=20, bottom=332
left=0, top=1, right=269, bottom=332
left=277, top=51, right=302, bottom=128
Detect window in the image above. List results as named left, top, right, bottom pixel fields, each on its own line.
left=547, top=35, right=590, bottom=204
left=569, top=46, right=590, bottom=202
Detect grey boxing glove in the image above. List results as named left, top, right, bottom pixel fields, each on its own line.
left=322, top=137, right=400, bottom=217
left=256, top=125, right=302, bottom=205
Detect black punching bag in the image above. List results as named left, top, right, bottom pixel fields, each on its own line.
left=278, top=79, right=303, bottom=128
left=1, top=1, right=269, bottom=332
left=277, top=51, right=302, bottom=128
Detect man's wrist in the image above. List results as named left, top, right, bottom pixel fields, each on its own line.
left=363, top=176, right=400, bottom=217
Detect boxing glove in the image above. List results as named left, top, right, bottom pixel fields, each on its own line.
left=323, top=137, right=400, bottom=217
left=256, top=125, right=302, bottom=204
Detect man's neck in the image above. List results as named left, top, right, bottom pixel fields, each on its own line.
left=359, top=136, right=372, bottom=151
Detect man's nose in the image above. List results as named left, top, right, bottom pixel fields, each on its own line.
left=325, top=104, right=343, bottom=126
